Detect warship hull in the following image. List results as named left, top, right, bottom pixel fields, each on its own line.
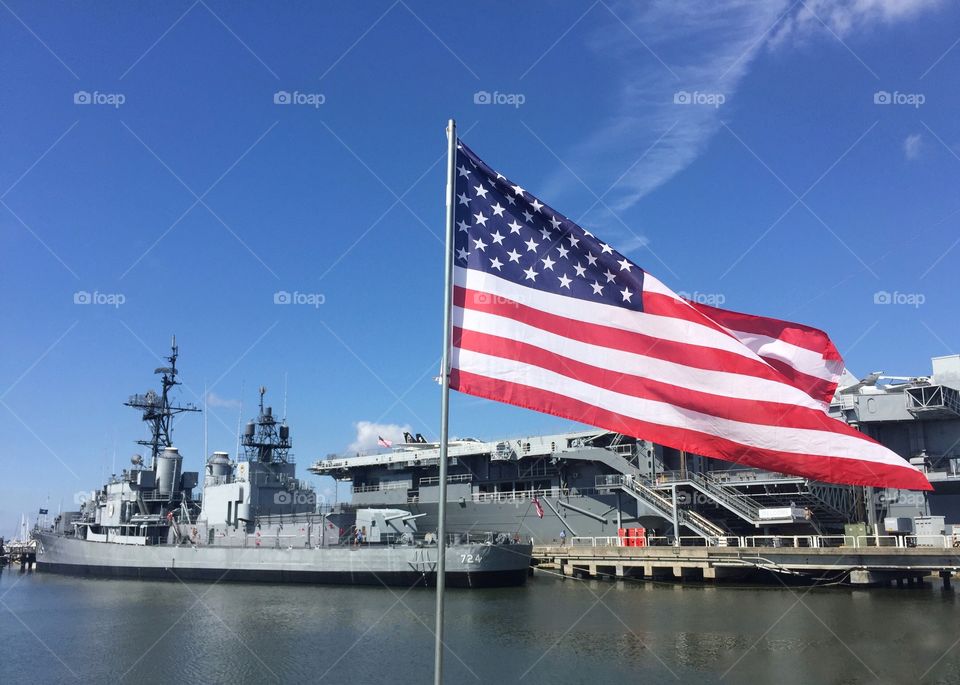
left=36, top=533, right=532, bottom=588
left=401, top=496, right=653, bottom=542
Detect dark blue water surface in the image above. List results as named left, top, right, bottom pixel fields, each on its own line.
left=2, top=567, right=959, bottom=684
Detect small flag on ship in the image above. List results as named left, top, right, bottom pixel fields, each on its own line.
left=532, top=496, right=544, bottom=519
left=39, top=508, right=48, bottom=515
left=377, top=436, right=393, bottom=448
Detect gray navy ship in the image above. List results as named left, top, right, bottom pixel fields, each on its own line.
left=310, top=355, right=960, bottom=544
left=36, top=339, right=531, bottom=588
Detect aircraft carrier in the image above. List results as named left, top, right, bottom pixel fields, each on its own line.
left=310, top=355, right=960, bottom=544
left=35, top=339, right=531, bottom=588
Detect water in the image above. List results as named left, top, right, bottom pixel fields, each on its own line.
left=2, top=567, right=960, bottom=684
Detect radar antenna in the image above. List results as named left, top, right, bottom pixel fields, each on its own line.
left=124, top=335, right=201, bottom=467
left=241, top=386, right=292, bottom=464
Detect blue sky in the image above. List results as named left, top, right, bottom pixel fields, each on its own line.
left=1, top=0, right=958, bottom=535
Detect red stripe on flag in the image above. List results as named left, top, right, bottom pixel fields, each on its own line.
left=455, top=287, right=793, bottom=389
left=449, top=369, right=931, bottom=491
left=643, top=292, right=841, bottom=404
left=454, top=326, right=848, bottom=432
left=762, top=357, right=838, bottom=406
left=687, top=299, right=843, bottom=362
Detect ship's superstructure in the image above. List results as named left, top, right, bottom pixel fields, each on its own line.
left=69, top=338, right=204, bottom=545
left=310, top=355, right=960, bottom=543
left=831, top=354, right=960, bottom=524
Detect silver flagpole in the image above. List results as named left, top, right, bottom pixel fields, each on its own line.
left=433, top=118, right=457, bottom=685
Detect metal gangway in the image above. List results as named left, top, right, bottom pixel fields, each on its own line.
left=650, top=470, right=804, bottom=526
left=596, top=474, right=726, bottom=539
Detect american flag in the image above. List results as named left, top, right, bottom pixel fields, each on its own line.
left=531, top=496, right=544, bottom=519
left=377, top=436, right=393, bottom=449
left=449, top=139, right=930, bottom=491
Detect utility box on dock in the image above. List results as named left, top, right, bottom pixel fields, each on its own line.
left=844, top=522, right=870, bottom=543
left=884, top=517, right=913, bottom=534
left=914, top=516, right=946, bottom=545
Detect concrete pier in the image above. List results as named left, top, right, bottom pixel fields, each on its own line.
left=534, top=544, right=960, bottom=588
left=6, top=541, right=38, bottom=570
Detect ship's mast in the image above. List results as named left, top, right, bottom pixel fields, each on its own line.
left=125, top=335, right=201, bottom=467
left=241, top=386, right=292, bottom=463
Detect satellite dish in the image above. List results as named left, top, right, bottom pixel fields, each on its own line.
left=131, top=454, right=144, bottom=466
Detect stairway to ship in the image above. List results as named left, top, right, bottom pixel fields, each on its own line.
left=578, top=438, right=854, bottom=535
left=596, top=474, right=727, bottom=539
left=675, top=477, right=851, bottom=532
left=572, top=444, right=729, bottom=539
left=741, top=484, right=852, bottom=530
left=654, top=471, right=817, bottom=528
left=650, top=471, right=792, bottom=528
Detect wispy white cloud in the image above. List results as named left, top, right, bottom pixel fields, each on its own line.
left=540, top=1, right=791, bottom=230
left=904, top=132, right=923, bottom=160
left=540, top=0, right=945, bottom=243
left=769, top=0, right=944, bottom=47
left=205, top=391, right=240, bottom=409
left=347, top=420, right=411, bottom=452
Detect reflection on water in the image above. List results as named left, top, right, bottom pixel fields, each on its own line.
left=2, top=567, right=960, bottom=684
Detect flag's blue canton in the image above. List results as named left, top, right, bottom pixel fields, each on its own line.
left=454, top=141, right=645, bottom=312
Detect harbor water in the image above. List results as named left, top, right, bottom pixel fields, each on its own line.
left=2, top=567, right=959, bottom=684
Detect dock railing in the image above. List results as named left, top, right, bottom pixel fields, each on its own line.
left=559, top=533, right=960, bottom=549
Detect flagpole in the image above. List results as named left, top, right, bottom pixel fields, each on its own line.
left=433, top=118, right=457, bottom=685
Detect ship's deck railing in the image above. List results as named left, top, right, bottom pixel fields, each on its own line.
left=352, top=482, right=410, bottom=494
left=419, top=473, right=473, bottom=486
left=565, top=534, right=960, bottom=549
left=467, top=487, right=574, bottom=503
left=655, top=469, right=805, bottom=485
left=571, top=536, right=623, bottom=547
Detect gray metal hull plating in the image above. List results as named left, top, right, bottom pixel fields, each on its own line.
left=36, top=534, right=531, bottom=588
left=400, top=496, right=658, bottom=542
